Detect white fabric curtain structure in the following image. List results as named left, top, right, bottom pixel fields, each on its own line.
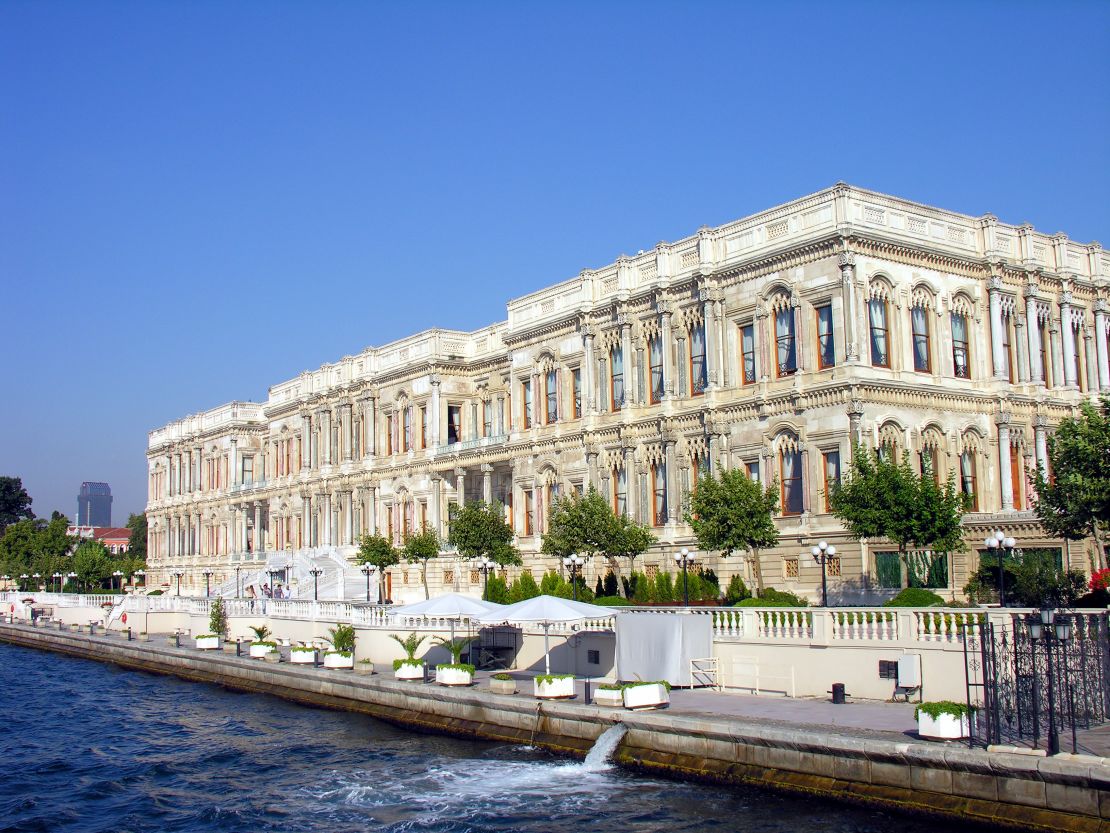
left=775, top=308, right=796, bottom=374
left=869, top=299, right=888, bottom=366
left=911, top=306, right=930, bottom=371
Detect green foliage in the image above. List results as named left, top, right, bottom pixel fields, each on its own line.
left=432, top=636, right=474, bottom=664
left=534, top=673, right=574, bottom=685
left=965, top=550, right=1087, bottom=608
left=735, top=588, right=809, bottom=607
left=327, top=624, right=356, bottom=652
left=915, top=701, right=973, bottom=720
left=436, top=662, right=475, bottom=674
left=492, top=672, right=513, bottom=681
left=388, top=632, right=427, bottom=660
left=484, top=574, right=510, bottom=604
left=448, top=501, right=521, bottom=565
left=883, top=587, right=945, bottom=608
left=653, top=571, right=675, bottom=603
left=687, top=466, right=779, bottom=593
left=357, top=534, right=400, bottom=569
left=593, top=595, right=632, bottom=606
left=393, top=658, right=422, bottom=671
left=126, top=513, right=147, bottom=562
left=603, top=571, right=619, bottom=598
left=724, top=574, right=751, bottom=605
left=72, top=540, right=111, bottom=589
left=0, top=477, right=34, bottom=532
left=208, top=597, right=228, bottom=636
left=402, top=528, right=442, bottom=600
left=1034, top=396, right=1110, bottom=569
left=594, top=575, right=604, bottom=596
left=629, top=571, right=651, bottom=604
left=539, top=569, right=562, bottom=596
left=830, top=445, right=969, bottom=584
left=146, top=589, right=163, bottom=596
left=541, top=488, right=655, bottom=579
left=508, top=571, right=541, bottom=603
left=0, top=514, right=75, bottom=581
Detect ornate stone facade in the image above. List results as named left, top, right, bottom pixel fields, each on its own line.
left=146, top=185, right=1108, bottom=602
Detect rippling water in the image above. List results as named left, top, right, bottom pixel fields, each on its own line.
left=0, top=643, right=992, bottom=833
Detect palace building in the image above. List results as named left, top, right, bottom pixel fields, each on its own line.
left=145, top=184, right=1108, bottom=602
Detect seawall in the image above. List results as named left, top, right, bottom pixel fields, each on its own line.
left=2, top=621, right=1107, bottom=833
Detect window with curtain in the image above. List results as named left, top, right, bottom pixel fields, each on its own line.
left=649, top=335, right=664, bottom=403
left=911, top=305, right=931, bottom=372
left=869, top=298, right=890, bottom=367
left=242, top=456, right=253, bottom=485
left=386, top=413, right=395, bottom=455
left=610, top=348, right=624, bottom=410
left=572, top=368, right=582, bottom=418
left=690, top=324, right=707, bottom=394
left=780, top=449, right=803, bottom=515
left=746, top=460, right=760, bottom=483
left=419, top=406, right=427, bottom=448
left=960, top=451, right=977, bottom=511
left=447, top=405, right=461, bottom=445
left=740, top=323, right=756, bottom=384
left=1039, top=320, right=1050, bottom=386
left=816, top=305, right=834, bottom=369
left=951, top=312, right=970, bottom=378
left=545, top=370, right=558, bottom=424
left=523, top=489, right=534, bottom=535
left=652, top=463, right=667, bottom=525
left=775, top=308, right=796, bottom=376
left=482, top=401, right=492, bottom=437
left=404, top=499, right=414, bottom=536
left=521, top=380, right=532, bottom=428
left=1011, top=455, right=1024, bottom=510
left=610, top=467, right=626, bottom=516
left=822, top=450, right=840, bottom=512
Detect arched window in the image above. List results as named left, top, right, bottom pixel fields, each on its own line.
left=869, top=297, right=890, bottom=368
left=652, top=463, right=668, bottom=526
left=610, top=347, right=625, bottom=410
left=649, top=334, right=664, bottom=404
left=910, top=301, right=931, bottom=373
left=612, top=466, right=627, bottom=516
left=951, top=312, right=970, bottom=378
left=545, top=369, right=559, bottom=424
left=689, top=324, right=707, bottom=394
left=777, top=437, right=803, bottom=516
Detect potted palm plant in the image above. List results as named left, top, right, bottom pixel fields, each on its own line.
left=249, top=625, right=277, bottom=659
left=323, top=624, right=356, bottom=669
left=433, top=636, right=475, bottom=686
left=390, top=632, right=427, bottom=680
left=916, top=701, right=973, bottom=740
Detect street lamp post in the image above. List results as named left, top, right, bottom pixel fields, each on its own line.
left=234, top=566, right=241, bottom=598
left=202, top=569, right=214, bottom=598
left=360, top=564, right=376, bottom=603
left=809, top=541, right=837, bottom=608
left=112, top=570, right=123, bottom=593
left=984, top=530, right=1018, bottom=607
left=173, top=570, right=185, bottom=596
left=674, top=548, right=697, bottom=607
left=66, top=572, right=76, bottom=592
left=309, top=568, right=323, bottom=601
left=476, top=556, right=496, bottom=601
left=1028, top=608, right=1074, bottom=755
left=32, top=573, right=41, bottom=592
left=52, top=572, right=62, bottom=593
left=562, top=554, right=585, bottom=602
left=19, top=574, right=28, bottom=592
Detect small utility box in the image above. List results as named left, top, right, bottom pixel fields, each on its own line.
left=895, top=654, right=922, bottom=701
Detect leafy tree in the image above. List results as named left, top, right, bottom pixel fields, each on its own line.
left=1033, top=396, right=1110, bottom=570
left=603, top=571, right=619, bottom=597
left=724, top=574, right=751, bottom=605
left=541, top=488, right=655, bottom=585
left=608, top=513, right=655, bottom=586
left=0, top=515, right=74, bottom=580
left=484, top=574, right=510, bottom=604
left=357, top=534, right=400, bottom=602
left=964, top=550, right=1086, bottom=608
left=208, top=597, right=228, bottom=636
left=403, top=528, right=441, bottom=600
left=0, top=477, right=34, bottom=532
left=72, top=540, right=111, bottom=590
left=686, top=466, right=779, bottom=594
left=829, top=446, right=968, bottom=587
left=126, top=513, right=148, bottom=562
left=447, top=500, right=521, bottom=565
left=508, top=571, right=541, bottom=602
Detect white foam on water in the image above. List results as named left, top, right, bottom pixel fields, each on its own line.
left=581, top=724, right=627, bottom=772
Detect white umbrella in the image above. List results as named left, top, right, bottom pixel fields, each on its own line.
left=475, top=595, right=615, bottom=675
left=390, top=592, right=505, bottom=645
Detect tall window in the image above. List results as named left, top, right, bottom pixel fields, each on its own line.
left=690, top=323, right=707, bottom=394
left=816, top=305, right=834, bottom=370
left=960, top=451, right=978, bottom=511
left=482, top=400, right=492, bottom=437
left=999, top=314, right=1014, bottom=382
left=740, top=323, right=756, bottom=384
left=1011, top=455, right=1024, bottom=511
left=869, top=298, right=890, bottom=368
left=652, top=463, right=667, bottom=526
left=613, top=467, right=627, bottom=516
left=545, top=370, right=558, bottom=424
left=1039, top=320, right=1051, bottom=387
left=780, top=449, right=803, bottom=515
left=404, top=499, right=414, bottom=536
left=911, top=305, right=931, bottom=372
left=775, top=308, right=796, bottom=377
left=649, top=335, right=664, bottom=404
left=387, top=413, right=395, bottom=455
left=746, top=460, right=761, bottom=483
left=951, top=313, right=970, bottom=379
left=420, top=406, right=427, bottom=448
left=610, top=347, right=624, bottom=410
left=242, top=456, right=254, bottom=485
left=447, top=405, right=461, bottom=445
left=822, top=450, right=840, bottom=512
left=523, top=489, right=534, bottom=535
left=521, top=380, right=532, bottom=428
left=572, top=369, right=582, bottom=419
left=403, top=406, right=413, bottom=452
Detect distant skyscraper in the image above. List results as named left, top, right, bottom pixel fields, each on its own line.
left=77, top=482, right=112, bottom=526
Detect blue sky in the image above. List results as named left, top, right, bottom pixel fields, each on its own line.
left=2, top=1, right=1108, bottom=522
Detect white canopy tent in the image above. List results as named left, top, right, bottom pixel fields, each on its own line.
left=390, top=592, right=505, bottom=644
left=475, top=595, right=615, bottom=675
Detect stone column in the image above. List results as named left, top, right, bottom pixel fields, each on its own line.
left=495, top=393, right=506, bottom=435
left=756, top=309, right=770, bottom=382
left=623, top=446, right=638, bottom=522
left=344, top=491, right=353, bottom=545
left=1050, top=321, right=1064, bottom=388
left=456, top=468, right=466, bottom=507
left=675, top=334, right=687, bottom=397
left=620, top=318, right=633, bottom=408
left=800, top=448, right=811, bottom=514
left=582, top=325, right=597, bottom=413
left=1061, top=292, right=1079, bottom=387
left=1014, top=318, right=1029, bottom=382
left=989, top=277, right=1007, bottom=380
left=429, top=375, right=441, bottom=449
left=481, top=464, right=493, bottom=504
left=586, top=450, right=599, bottom=492
left=1033, top=415, right=1049, bottom=481
left=1095, top=301, right=1110, bottom=391
left=997, top=415, right=1014, bottom=512
left=368, top=487, right=378, bottom=536
left=839, top=253, right=859, bottom=362
left=848, top=400, right=865, bottom=455
left=715, top=296, right=728, bottom=387
left=362, top=396, right=377, bottom=457
left=664, top=439, right=678, bottom=524
left=1085, top=331, right=1098, bottom=392
left=251, top=502, right=261, bottom=554
left=342, top=404, right=353, bottom=461
left=700, top=289, right=718, bottom=389
left=431, top=476, right=443, bottom=537
left=1024, top=285, right=1043, bottom=383
left=659, top=303, right=675, bottom=397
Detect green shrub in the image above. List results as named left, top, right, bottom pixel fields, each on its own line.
left=436, top=662, right=475, bottom=674
left=653, top=571, right=675, bottom=603
left=508, top=571, right=541, bottom=602
left=593, top=596, right=632, bottom=606
left=736, top=588, right=808, bottom=607
left=146, top=589, right=163, bottom=596
left=883, top=587, right=945, bottom=608
left=492, top=672, right=513, bottom=681
left=327, top=624, right=356, bottom=652
left=208, top=597, right=227, bottom=636
left=915, top=700, right=973, bottom=720
left=603, top=571, right=619, bottom=597
left=534, top=673, right=574, bottom=685
left=393, top=658, right=422, bottom=671
left=326, top=650, right=353, bottom=658
left=484, top=575, right=510, bottom=604
left=724, top=574, right=751, bottom=605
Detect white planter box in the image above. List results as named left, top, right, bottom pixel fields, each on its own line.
left=534, top=676, right=576, bottom=699
left=355, top=663, right=375, bottom=675
left=917, top=711, right=970, bottom=740
left=395, top=661, right=424, bottom=680
left=290, top=649, right=317, bottom=664
left=250, top=643, right=276, bottom=659
left=436, top=667, right=473, bottom=686
left=490, top=678, right=517, bottom=695
left=195, top=636, right=220, bottom=650
left=593, top=688, right=625, bottom=708
left=324, top=652, right=354, bottom=669
left=622, top=683, right=669, bottom=710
